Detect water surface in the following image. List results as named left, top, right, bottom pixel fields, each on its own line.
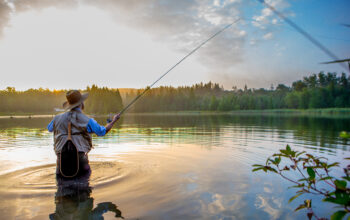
left=0, top=114, right=349, bottom=219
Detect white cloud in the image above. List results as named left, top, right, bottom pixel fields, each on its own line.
left=0, top=0, right=293, bottom=71
left=250, top=39, right=257, bottom=45
left=238, top=30, right=247, bottom=37
left=0, top=0, right=248, bottom=71
left=252, top=0, right=290, bottom=29
left=0, top=0, right=297, bottom=89
left=263, top=32, right=273, bottom=40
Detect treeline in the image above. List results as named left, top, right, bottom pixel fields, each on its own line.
left=0, top=85, right=123, bottom=114
left=0, top=87, right=65, bottom=113
left=125, top=82, right=223, bottom=112
left=124, top=72, right=350, bottom=112
left=84, top=85, right=123, bottom=114
left=1, top=72, right=349, bottom=114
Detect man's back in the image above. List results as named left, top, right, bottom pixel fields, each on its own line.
left=51, top=109, right=92, bottom=154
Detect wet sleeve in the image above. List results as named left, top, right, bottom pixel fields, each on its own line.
left=87, top=118, right=106, bottom=136
left=47, top=120, right=54, bottom=132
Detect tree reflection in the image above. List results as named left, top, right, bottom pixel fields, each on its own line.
left=0, top=114, right=349, bottom=151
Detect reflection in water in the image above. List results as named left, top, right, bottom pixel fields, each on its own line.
left=0, top=114, right=349, bottom=219
left=1, top=115, right=349, bottom=150
left=50, top=173, right=123, bottom=220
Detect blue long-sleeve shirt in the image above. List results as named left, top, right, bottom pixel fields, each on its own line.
left=47, top=110, right=106, bottom=136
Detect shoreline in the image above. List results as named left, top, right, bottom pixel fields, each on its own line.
left=1, top=108, right=350, bottom=118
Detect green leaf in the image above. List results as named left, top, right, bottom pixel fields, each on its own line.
left=298, top=178, right=309, bottom=182
left=335, top=180, right=347, bottom=190
left=320, top=176, right=333, bottom=181
left=266, top=167, right=278, bottom=173
left=324, top=192, right=350, bottom=205
left=307, top=167, right=316, bottom=180
left=340, top=131, right=350, bottom=139
left=331, top=210, right=347, bottom=220
left=294, top=204, right=306, bottom=211
left=342, top=177, right=350, bottom=181
left=268, top=159, right=275, bottom=165
left=252, top=167, right=263, bottom=172
left=289, top=193, right=303, bottom=203
left=275, top=157, right=281, bottom=165
left=252, top=164, right=263, bottom=167
left=286, top=145, right=291, bottom=153
left=328, top=162, right=340, bottom=168
left=288, top=184, right=305, bottom=189
left=296, top=151, right=306, bottom=157
left=280, top=149, right=288, bottom=155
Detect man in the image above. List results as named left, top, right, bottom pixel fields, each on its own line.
left=48, top=90, right=120, bottom=178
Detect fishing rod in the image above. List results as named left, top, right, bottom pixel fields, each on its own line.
left=109, top=0, right=345, bottom=121
left=256, top=0, right=348, bottom=72
left=110, top=18, right=240, bottom=120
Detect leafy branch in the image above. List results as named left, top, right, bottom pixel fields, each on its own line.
left=252, top=145, right=350, bottom=220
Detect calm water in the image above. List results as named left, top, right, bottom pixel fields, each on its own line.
left=0, top=114, right=349, bottom=219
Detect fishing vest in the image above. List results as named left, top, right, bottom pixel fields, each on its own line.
left=52, top=109, right=92, bottom=153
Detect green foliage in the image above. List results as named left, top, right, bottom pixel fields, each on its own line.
left=124, top=71, right=350, bottom=112
left=130, top=82, right=224, bottom=112
left=85, top=85, right=123, bottom=114
left=1, top=71, right=350, bottom=114
left=340, top=132, right=350, bottom=139
left=0, top=88, right=66, bottom=113
left=0, top=85, right=123, bottom=115
left=252, top=145, right=350, bottom=220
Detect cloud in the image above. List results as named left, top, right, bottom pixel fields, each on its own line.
left=263, top=32, right=273, bottom=40
left=0, top=0, right=79, bottom=37
left=252, top=0, right=290, bottom=30
left=84, top=0, right=246, bottom=69
left=0, top=1, right=12, bottom=37
left=1, top=0, right=247, bottom=69
left=0, top=0, right=293, bottom=79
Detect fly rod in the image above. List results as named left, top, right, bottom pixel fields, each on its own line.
left=113, top=18, right=241, bottom=118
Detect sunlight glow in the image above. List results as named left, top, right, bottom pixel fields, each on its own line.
left=0, top=6, right=206, bottom=90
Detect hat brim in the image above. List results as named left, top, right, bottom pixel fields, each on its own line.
left=63, top=93, right=89, bottom=110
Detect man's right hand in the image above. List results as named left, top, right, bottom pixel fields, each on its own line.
left=105, top=113, right=121, bottom=133
left=112, top=113, right=121, bottom=123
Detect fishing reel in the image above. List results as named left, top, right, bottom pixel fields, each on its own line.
left=107, top=113, right=113, bottom=123
left=106, top=113, right=122, bottom=123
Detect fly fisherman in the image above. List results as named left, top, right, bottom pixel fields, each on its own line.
left=47, top=90, right=120, bottom=178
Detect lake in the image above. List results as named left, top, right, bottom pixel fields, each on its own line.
left=0, top=114, right=349, bottom=219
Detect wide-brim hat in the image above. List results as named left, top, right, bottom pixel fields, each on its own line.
left=63, top=90, right=89, bottom=110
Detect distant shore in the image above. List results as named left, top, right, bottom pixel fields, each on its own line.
left=1, top=108, right=350, bottom=119
left=125, top=108, right=350, bottom=118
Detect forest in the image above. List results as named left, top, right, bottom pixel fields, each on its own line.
left=127, top=71, right=350, bottom=112
left=0, top=85, right=123, bottom=114
left=0, top=72, right=349, bottom=114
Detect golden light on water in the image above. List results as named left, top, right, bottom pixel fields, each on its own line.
left=0, top=115, right=348, bottom=219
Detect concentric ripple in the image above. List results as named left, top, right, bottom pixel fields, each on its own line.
left=0, top=161, right=127, bottom=195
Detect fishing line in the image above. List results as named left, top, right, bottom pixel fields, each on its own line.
left=111, top=1, right=344, bottom=119
left=256, top=0, right=348, bottom=71
left=116, top=18, right=241, bottom=117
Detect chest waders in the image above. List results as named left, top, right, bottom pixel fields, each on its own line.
left=59, top=118, right=80, bottom=178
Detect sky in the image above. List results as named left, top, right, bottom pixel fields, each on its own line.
left=0, top=0, right=349, bottom=90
